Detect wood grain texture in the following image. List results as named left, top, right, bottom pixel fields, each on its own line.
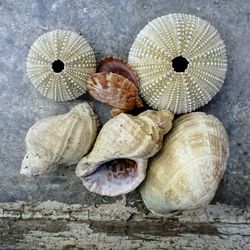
left=0, top=199, right=249, bottom=249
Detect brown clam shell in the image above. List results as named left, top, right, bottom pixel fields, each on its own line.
left=97, top=57, right=139, bottom=86
left=86, top=72, right=143, bottom=116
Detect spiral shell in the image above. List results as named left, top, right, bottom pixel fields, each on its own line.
left=20, top=103, right=99, bottom=177
left=75, top=109, right=173, bottom=196
left=27, top=30, right=96, bottom=101
left=129, top=14, right=227, bottom=114
left=140, top=112, right=229, bottom=215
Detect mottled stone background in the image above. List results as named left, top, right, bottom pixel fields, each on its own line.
left=0, top=0, right=249, bottom=207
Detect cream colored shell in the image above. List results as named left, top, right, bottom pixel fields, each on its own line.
left=27, top=30, right=96, bottom=101
left=21, top=103, right=99, bottom=177
left=140, top=112, right=229, bottom=215
left=128, top=14, right=227, bottom=113
left=75, top=109, right=174, bottom=196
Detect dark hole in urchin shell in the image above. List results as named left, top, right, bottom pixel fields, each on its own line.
left=52, top=59, right=64, bottom=73
left=171, top=56, right=189, bottom=73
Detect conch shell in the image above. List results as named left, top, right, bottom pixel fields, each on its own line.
left=21, top=103, right=99, bottom=177
left=86, top=72, right=143, bottom=116
left=75, top=109, right=174, bottom=196
left=140, top=112, right=229, bottom=215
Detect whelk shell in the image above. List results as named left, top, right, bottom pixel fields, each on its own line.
left=140, top=112, right=229, bottom=215
left=27, top=30, right=96, bottom=101
left=128, top=14, right=227, bottom=114
left=86, top=72, right=143, bottom=116
left=21, top=103, right=99, bottom=177
left=97, top=56, right=139, bottom=86
left=75, top=109, right=174, bottom=196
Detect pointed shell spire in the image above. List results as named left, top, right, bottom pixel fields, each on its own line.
left=128, top=14, right=227, bottom=114
left=27, top=30, right=96, bottom=101
left=75, top=109, right=174, bottom=196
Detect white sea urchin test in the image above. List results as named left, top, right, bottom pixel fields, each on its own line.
left=128, top=14, right=227, bottom=114
left=27, top=30, right=96, bottom=101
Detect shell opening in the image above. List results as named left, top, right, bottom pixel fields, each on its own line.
left=52, top=59, right=64, bottom=73
left=82, top=159, right=138, bottom=195
left=171, top=55, right=189, bottom=73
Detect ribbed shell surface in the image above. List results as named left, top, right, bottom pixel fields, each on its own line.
left=75, top=109, right=173, bottom=196
left=129, top=14, right=227, bottom=114
left=21, top=103, right=99, bottom=176
left=26, top=103, right=98, bottom=164
left=82, top=110, right=173, bottom=165
left=27, top=30, right=96, bottom=101
left=140, top=112, right=229, bottom=215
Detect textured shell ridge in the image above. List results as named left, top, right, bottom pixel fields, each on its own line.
left=21, top=103, right=99, bottom=176
left=85, top=113, right=159, bottom=162
left=86, top=72, right=143, bottom=116
left=26, top=104, right=97, bottom=164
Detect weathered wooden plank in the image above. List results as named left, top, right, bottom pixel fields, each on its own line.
left=0, top=199, right=249, bottom=249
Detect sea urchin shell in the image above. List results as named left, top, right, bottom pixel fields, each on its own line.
left=128, top=14, right=227, bottom=114
left=27, top=30, right=96, bottom=101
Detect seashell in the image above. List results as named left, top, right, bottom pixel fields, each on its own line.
left=97, top=56, right=139, bottom=86
left=128, top=14, right=227, bottom=114
left=140, top=112, right=229, bottom=215
left=27, top=30, right=96, bottom=101
left=20, top=103, right=99, bottom=177
left=75, top=109, right=174, bottom=196
left=86, top=72, right=143, bottom=117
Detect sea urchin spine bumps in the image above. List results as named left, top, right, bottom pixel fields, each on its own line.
left=27, top=30, right=96, bottom=101
left=129, top=14, right=227, bottom=114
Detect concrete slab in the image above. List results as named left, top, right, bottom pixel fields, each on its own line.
left=0, top=0, right=249, bottom=207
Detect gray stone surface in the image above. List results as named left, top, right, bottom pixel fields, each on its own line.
left=0, top=0, right=249, bottom=207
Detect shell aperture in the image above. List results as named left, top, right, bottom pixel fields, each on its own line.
left=81, top=159, right=144, bottom=196
left=75, top=109, right=174, bottom=196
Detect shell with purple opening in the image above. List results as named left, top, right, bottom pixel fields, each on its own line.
left=75, top=109, right=173, bottom=196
